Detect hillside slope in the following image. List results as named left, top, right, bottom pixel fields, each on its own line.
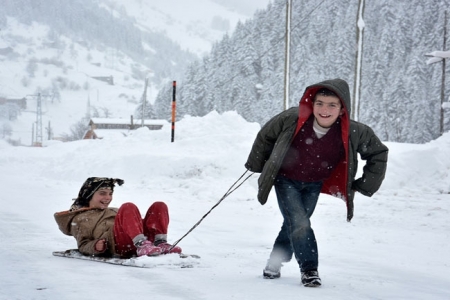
left=0, top=0, right=270, bottom=145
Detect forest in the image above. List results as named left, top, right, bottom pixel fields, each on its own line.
left=152, top=0, right=450, bottom=143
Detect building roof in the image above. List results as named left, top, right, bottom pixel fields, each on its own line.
left=89, top=118, right=167, bottom=126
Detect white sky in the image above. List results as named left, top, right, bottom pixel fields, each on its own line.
left=1, top=111, right=450, bottom=299
left=108, top=0, right=273, bottom=55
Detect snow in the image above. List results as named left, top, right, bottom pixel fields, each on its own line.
left=107, top=0, right=272, bottom=56
left=0, top=0, right=272, bottom=145
left=0, top=16, right=151, bottom=144
left=426, top=56, right=444, bottom=65
left=1, top=111, right=450, bottom=299
left=425, top=51, right=450, bottom=59
left=425, top=51, right=450, bottom=65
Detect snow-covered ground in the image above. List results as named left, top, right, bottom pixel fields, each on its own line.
left=1, top=111, right=449, bottom=299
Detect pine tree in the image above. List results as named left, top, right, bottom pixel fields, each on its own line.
left=150, top=0, right=450, bottom=143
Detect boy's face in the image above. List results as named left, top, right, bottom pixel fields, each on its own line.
left=313, top=95, right=344, bottom=128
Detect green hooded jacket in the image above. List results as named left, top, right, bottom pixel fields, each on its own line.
left=245, top=78, right=388, bottom=221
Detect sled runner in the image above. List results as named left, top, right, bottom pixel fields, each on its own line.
left=53, top=249, right=200, bottom=269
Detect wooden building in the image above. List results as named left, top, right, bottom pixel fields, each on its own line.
left=83, top=117, right=166, bottom=140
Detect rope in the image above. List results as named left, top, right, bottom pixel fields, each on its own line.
left=169, top=170, right=254, bottom=251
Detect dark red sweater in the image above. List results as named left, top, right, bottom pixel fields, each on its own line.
left=278, top=116, right=344, bottom=182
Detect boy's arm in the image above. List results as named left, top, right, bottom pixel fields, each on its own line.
left=245, top=110, right=292, bottom=173
left=352, top=125, right=389, bottom=196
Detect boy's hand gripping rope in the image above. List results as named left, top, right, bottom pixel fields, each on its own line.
left=169, top=170, right=254, bottom=251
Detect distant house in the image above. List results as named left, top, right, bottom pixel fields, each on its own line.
left=0, top=97, right=27, bottom=109
left=83, top=129, right=98, bottom=140
left=83, top=117, right=166, bottom=140
left=91, top=76, right=114, bottom=85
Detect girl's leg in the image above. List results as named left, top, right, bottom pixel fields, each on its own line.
left=113, top=202, right=144, bottom=257
left=143, top=202, right=182, bottom=254
left=143, top=201, right=169, bottom=242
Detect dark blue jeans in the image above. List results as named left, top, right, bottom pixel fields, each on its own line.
left=268, top=176, right=323, bottom=272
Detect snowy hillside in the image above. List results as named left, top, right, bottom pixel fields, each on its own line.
left=106, top=0, right=272, bottom=56
left=0, top=0, right=270, bottom=145
left=0, top=16, right=148, bottom=144
left=0, top=111, right=449, bottom=299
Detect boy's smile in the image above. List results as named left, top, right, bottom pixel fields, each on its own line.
left=313, top=95, right=343, bottom=128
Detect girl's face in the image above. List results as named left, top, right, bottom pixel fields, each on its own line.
left=313, top=95, right=344, bottom=128
left=89, top=188, right=113, bottom=209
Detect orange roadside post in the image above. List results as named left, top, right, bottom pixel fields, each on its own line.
left=171, top=81, right=176, bottom=142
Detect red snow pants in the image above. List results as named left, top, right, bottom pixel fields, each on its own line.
left=113, top=201, right=169, bottom=257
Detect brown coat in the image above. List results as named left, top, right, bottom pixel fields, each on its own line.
left=54, top=207, right=118, bottom=256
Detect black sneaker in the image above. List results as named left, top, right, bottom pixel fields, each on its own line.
left=301, top=270, right=321, bottom=287
left=263, top=262, right=281, bottom=279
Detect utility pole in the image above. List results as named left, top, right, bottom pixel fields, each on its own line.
left=141, top=77, right=149, bottom=127
left=425, top=11, right=448, bottom=136
left=46, top=120, right=53, bottom=140
left=440, top=11, right=447, bottom=136
left=352, top=0, right=365, bottom=121
left=31, top=123, right=35, bottom=146
left=86, top=94, right=91, bottom=120
left=34, top=93, right=43, bottom=147
left=283, top=0, right=292, bottom=111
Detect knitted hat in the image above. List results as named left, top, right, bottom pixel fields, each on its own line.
left=70, top=177, right=124, bottom=211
